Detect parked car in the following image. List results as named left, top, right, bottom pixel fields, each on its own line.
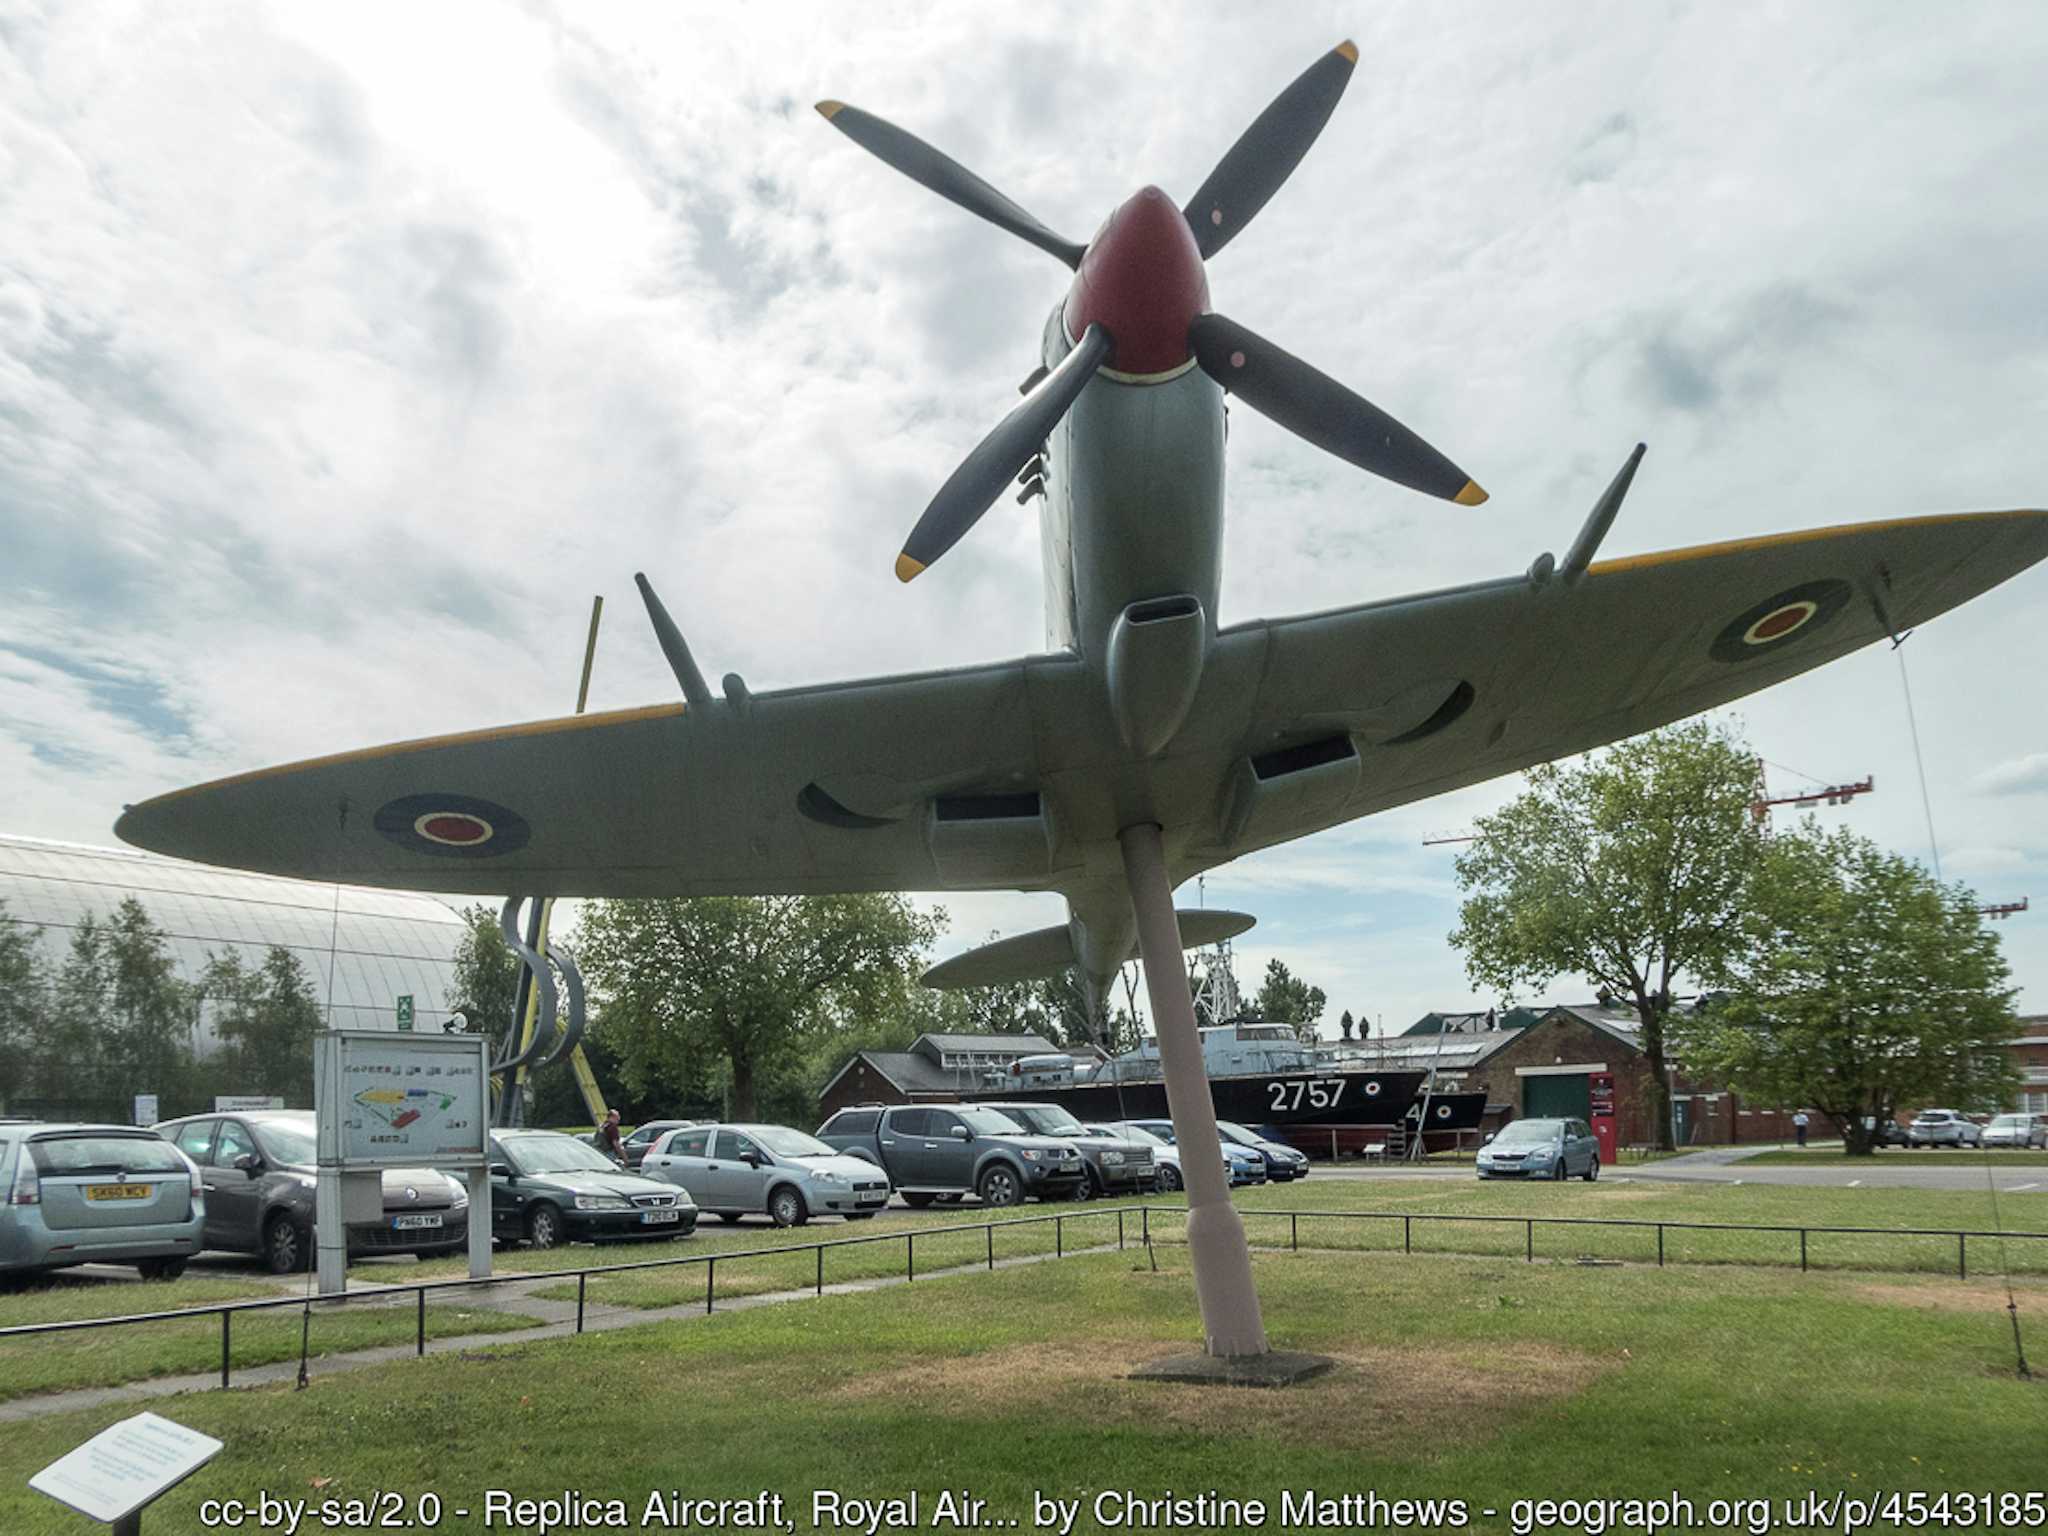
left=1092, top=1123, right=1182, bottom=1192
left=1216, top=1119, right=1311, bottom=1181
left=614, top=1119, right=699, bottom=1171
left=1908, top=1109, right=1983, bottom=1147
left=1982, top=1113, right=2048, bottom=1149
left=977, top=1102, right=1155, bottom=1197
left=488, top=1130, right=695, bottom=1249
left=640, top=1123, right=889, bottom=1225
left=816, top=1104, right=1085, bottom=1207
left=155, top=1110, right=468, bottom=1273
left=1863, top=1117, right=1911, bottom=1148
left=1119, top=1119, right=1268, bottom=1188
left=2, top=1124, right=206, bottom=1281
left=1477, top=1118, right=1600, bottom=1181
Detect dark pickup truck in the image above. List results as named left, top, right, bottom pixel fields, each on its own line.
left=816, top=1105, right=1086, bottom=1208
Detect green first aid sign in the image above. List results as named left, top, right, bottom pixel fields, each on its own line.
left=397, top=995, right=414, bottom=1032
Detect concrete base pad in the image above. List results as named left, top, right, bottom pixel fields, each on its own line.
left=1129, top=1350, right=1337, bottom=1389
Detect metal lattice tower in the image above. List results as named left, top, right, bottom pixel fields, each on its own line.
left=1189, top=937, right=1243, bottom=1026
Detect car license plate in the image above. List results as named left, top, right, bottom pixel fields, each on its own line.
left=86, top=1184, right=152, bottom=1201
left=640, top=1210, right=680, bottom=1224
left=391, top=1213, right=444, bottom=1230
left=858, top=1194, right=886, bottom=1205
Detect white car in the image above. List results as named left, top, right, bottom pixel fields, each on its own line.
left=641, top=1123, right=890, bottom=1226
left=1982, top=1113, right=2047, bottom=1149
left=1907, top=1109, right=1982, bottom=1147
left=1107, top=1120, right=1266, bottom=1189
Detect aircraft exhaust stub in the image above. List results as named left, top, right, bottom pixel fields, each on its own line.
left=926, top=791, right=1057, bottom=883
left=373, top=794, right=530, bottom=858
left=1107, top=594, right=1208, bottom=756
left=1710, top=580, right=1853, bottom=663
left=1225, top=734, right=1360, bottom=845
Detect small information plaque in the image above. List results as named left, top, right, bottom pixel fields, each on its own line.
left=30, top=1411, right=222, bottom=1524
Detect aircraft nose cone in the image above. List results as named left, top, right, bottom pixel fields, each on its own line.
left=1064, top=186, right=1210, bottom=377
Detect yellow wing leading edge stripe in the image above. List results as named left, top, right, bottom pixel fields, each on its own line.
left=1586, top=508, right=2045, bottom=578
left=130, top=701, right=688, bottom=809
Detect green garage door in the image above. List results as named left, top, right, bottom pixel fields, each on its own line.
left=1524, top=1073, right=1592, bottom=1121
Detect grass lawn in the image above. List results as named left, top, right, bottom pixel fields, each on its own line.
left=381, top=1174, right=2048, bottom=1313
left=1736, top=1148, right=2048, bottom=1167
left=0, top=1285, right=543, bottom=1403
left=0, top=1247, right=2040, bottom=1535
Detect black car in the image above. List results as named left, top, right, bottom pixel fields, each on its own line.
left=155, top=1110, right=469, bottom=1273
left=487, top=1130, right=698, bottom=1249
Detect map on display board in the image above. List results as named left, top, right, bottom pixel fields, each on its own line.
left=319, top=1032, right=488, bottom=1166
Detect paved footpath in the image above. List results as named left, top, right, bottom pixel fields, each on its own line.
left=1626, top=1145, right=2048, bottom=1193
left=0, top=1243, right=1124, bottom=1426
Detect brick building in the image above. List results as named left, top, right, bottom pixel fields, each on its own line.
left=2004, top=1015, right=2047, bottom=1118
left=817, top=1032, right=1062, bottom=1122
left=1348, top=1003, right=1809, bottom=1147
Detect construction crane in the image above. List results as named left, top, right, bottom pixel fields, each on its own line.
left=1979, top=898, right=2030, bottom=920
left=1749, top=760, right=1874, bottom=825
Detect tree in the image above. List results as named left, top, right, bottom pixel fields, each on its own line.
left=0, top=900, right=47, bottom=1111
left=448, top=903, right=523, bottom=1042
left=201, top=946, right=324, bottom=1106
left=578, top=895, right=943, bottom=1120
left=1672, top=824, right=2020, bottom=1155
left=1450, top=720, right=1764, bottom=1149
left=1252, top=958, right=1327, bottom=1043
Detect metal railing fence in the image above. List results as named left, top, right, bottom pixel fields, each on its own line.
left=3, top=1203, right=2041, bottom=1392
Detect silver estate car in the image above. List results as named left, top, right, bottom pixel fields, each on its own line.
left=1477, top=1118, right=1601, bottom=1181
left=1982, top=1113, right=2048, bottom=1149
left=641, top=1123, right=891, bottom=1226
left=2, top=1124, right=207, bottom=1280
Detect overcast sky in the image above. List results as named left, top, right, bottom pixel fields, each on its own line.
left=4, top=2, right=2044, bottom=1037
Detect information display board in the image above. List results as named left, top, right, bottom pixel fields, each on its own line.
left=313, top=1030, right=489, bottom=1170
left=31, top=1411, right=222, bottom=1524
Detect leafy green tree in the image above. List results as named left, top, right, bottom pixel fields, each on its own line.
left=1252, top=958, right=1327, bottom=1042
left=201, top=946, right=323, bottom=1106
left=1672, top=824, right=2020, bottom=1155
left=0, top=901, right=47, bottom=1111
left=1451, top=719, right=1764, bottom=1149
left=447, top=902, right=523, bottom=1042
left=578, top=894, right=944, bottom=1119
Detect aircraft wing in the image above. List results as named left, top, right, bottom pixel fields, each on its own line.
left=1196, top=507, right=2048, bottom=856
left=115, top=654, right=1084, bottom=897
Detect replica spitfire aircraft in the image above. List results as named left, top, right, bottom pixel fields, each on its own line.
left=119, top=45, right=2047, bottom=1359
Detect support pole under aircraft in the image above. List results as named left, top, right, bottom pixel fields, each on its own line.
left=1119, top=822, right=1268, bottom=1358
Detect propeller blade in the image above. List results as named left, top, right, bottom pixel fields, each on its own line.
left=1191, top=312, right=1486, bottom=505
left=816, top=101, right=1087, bottom=269
left=898, top=324, right=1113, bottom=581
left=1183, top=41, right=1359, bottom=261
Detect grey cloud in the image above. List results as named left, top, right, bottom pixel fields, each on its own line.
left=1627, top=283, right=1854, bottom=416
left=1974, top=753, right=2048, bottom=796
left=0, top=642, right=196, bottom=746
left=1568, top=112, right=1637, bottom=185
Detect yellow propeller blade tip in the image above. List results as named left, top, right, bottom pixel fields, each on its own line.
left=1454, top=480, right=1488, bottom=507
left=894, top=552, right=926, bottom=583
left=1335, top=40, right=1359, bottom=63
left=816, top=100, right=845, bottom=120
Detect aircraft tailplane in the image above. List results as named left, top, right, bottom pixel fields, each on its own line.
left=921, top=909, right=1255, bottom=990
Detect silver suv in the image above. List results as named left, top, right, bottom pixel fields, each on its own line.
left=641, top=1124, right=890, bottom=1226
left=1, top=1124, right=206, bottom=1280
left=1908, top=1109, right=1983, bottom=1147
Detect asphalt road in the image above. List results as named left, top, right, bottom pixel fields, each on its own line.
left=1625, top=1145, right=2048, bottom=1194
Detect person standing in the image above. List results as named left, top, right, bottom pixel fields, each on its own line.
left=597, top=1108, right=626, bottom=1164
left=1792, top=1109, right=1810, bottom=1149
